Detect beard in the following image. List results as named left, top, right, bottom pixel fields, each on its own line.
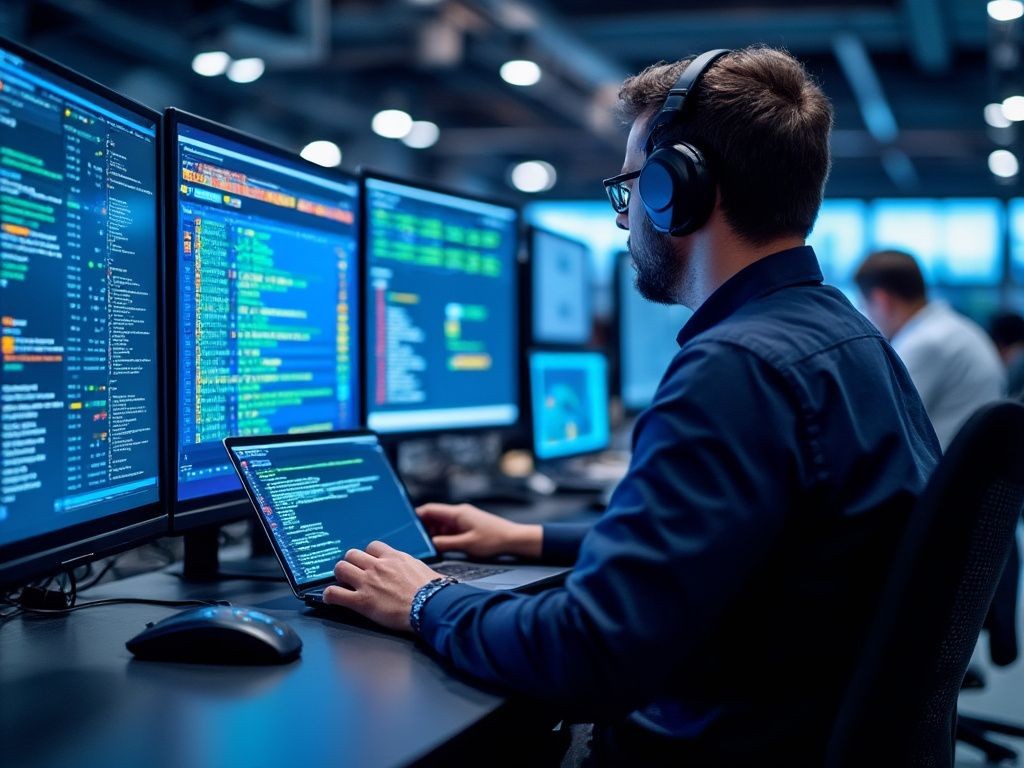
left=629, top=212, right=682, bottom=305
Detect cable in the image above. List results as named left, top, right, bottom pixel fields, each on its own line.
left=77, top=556, right=122, bottom=592
left=13, top=597, right=231, bottom=618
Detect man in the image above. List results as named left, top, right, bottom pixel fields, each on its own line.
left=989, top=311, right=1024, bottom=400
left=854, top=250, right=1004, bottom=450
left=324, top=47, right=940, bottom=764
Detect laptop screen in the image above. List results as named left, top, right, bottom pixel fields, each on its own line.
left=226, top=433, right=436, bottom=588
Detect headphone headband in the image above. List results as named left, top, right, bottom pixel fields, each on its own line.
left=644, top=49, right=731, bottom=155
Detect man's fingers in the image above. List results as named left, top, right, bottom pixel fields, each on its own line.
left=432, top=533, right=473, bottom=553
left=334, top=559, right=364, bottom=586
left=322, top=585, right=360, bottom=608
left=416, top=504, right=458, bottom=524
left=344, top=548, right=377, bottom=569
left=365, top=540, right=396, bottom=557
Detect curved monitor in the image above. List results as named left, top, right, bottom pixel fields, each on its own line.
left=166, top=110, right=362, bottom=531
left=362, top=172, right=520, bottom=435
left=0, top=38, right=165, bottom=586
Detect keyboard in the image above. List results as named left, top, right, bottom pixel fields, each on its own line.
left=434, top=562, right=512, bottom=581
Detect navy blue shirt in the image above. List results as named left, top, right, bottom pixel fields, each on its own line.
left=420, top=246, right=940, bottom=762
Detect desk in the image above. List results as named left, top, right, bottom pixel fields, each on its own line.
left=0, top=498, right=600, bottom=768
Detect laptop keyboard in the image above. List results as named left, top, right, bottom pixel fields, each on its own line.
left=434, top=563, right=513, bottom=581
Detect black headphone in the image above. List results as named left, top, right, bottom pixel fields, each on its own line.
left=638, top=49, right=731, bottom=237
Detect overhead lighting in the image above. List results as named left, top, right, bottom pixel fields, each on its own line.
left=300, top=140, right=342, bottom=168
left=989, top=149, right=1020, bottom=178
left=510, top=160, right=556, bottom=193
left=988, top=0, right=1024, bottom=21
left=1002, top=94, right=1024, bottom=121
left=401, top=120, right=440, bottom=149
left=371, top=109, right=413, bottom=139
left=985, top=102, right=1013, bottom=128
left=226, top=57, right=265, bottom=84
left=191, top=51, right=231, bottom=78
left=500, top=59, right=542, bottom=87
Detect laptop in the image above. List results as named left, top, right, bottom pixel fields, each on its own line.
left=223, top=430, right=570, bottom=607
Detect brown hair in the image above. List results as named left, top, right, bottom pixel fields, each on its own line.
left=618, top=46, right=833, bottom=245
left=854, top=250, right=928, bottom=303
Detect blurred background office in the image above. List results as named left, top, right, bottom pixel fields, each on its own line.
left=2, top=0, right=1024, bottom=764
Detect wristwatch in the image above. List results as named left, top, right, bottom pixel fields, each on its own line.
left=410, top=576, right=459, bottom=633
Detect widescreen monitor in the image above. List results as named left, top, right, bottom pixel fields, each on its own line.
left=529, top=350, right=609, bottom=461
left=806, top=199, right=868, bottom=286
left=167, top=109, right=361, bottom=530
left=869, top=198, right=1003, bottom=285
left=615, top=253, right=692, bottom=412
left=529, top=227, right=592, bottom=346
left=363, top=172, right=519, bottom=434
left=0, top=38, right=164, bottom=586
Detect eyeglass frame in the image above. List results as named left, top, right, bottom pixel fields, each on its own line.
left=602, top=169, right=641, bottom=214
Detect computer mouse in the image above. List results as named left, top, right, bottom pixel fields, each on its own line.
left=126, top=605, right=302, bottom=665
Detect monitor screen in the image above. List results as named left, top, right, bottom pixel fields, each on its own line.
left=364, top=175, right=519, bottom=433
left=0, top=44, right=160, bottom=550
left=174, top=116, right=361, bottom=504
left=529, top=350, right=609, bottom=461
left=617, top=254, right=692, bottom=412
left=530, top=228, right=591, bottom=345
left=869, top=198, right=1004, bottom=285
left=1010, top=199, right=1024, bottom=283
left=806, top=199, right=868, bottom=286
left=227, top=432, right=435, bottom=588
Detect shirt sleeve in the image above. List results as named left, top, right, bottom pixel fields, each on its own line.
left=418, top=341, right=802, bottom=718
left=540, top=522, right=592, bottom=565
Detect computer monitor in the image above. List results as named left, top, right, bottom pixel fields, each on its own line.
left=529, top=350, right=610, bottom=461
left=362, top=171, right=520, bottom=434
left=529, top=226, right=592, bottom=346
left=0, top=38, right=164, bottom=587
left=806, top=199, right=868, bottom=287
left=1010, top=199, right=1024, bottom=284
left=615, top=252, right=692, bottom=413
left=869, top=198, right=1004, bottom=285
left=166, top=110, right=361, bottom=534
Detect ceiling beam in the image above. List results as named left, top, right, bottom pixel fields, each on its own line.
left=901, top=0, right=951, bottom=73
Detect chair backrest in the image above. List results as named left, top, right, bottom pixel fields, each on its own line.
left=826, top=401, right=1024, bottom=768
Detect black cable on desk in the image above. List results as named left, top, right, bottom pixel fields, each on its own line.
left=14, top=597, right=231, bottom=617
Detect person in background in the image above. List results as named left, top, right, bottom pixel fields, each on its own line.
left=989, top=311, right=1024, bottom=400
left=854, top=250, right=1004, bottom=450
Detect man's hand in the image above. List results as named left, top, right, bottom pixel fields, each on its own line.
left=323, top=541, right=444, bottom=632
left=416, top=503, right=543, bottom=559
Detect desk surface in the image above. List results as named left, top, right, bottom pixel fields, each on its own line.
left=0, top=497, right=599, bottom=768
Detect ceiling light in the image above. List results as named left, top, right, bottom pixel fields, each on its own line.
left=191, top=51, right=231, bottom=78
left=300, top=140, right=342, bottom=168
left=510, top=160, right=556, bottom=193
left=226, top=58, right=265, bottom=84
left=985, top=102, right=1013, bottom=128
left=1002, top=95, right=1024, bottom=121
left=401, top=120, right=440, bottom=149
left=500, top=59, right=542, bottom=87
left=371, top=109, right=413, bottom=139
left=988, top=0, right=1024, bottom=21
left=989, top=149, right=1020, bottom=178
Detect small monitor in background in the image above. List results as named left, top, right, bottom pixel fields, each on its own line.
left=168, top=109, right=362, bottom=530
left=363, top=172, right=520, bottom=435
left=529, top=351, right=610, bottom=461
left=530, top=227, right=592, bottom=346
left=616, top=253, right=692, bottom=413
left=806, top=199, right=868, bottom=287
left=1009, top=198, right=1024, bottom=283
left=0, top=38, right=164, bottom=586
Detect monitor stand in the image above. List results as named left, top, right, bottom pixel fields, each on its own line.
left=179, top=522, right=284, bottom=583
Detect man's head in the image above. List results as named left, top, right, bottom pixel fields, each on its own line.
left=613, top=46, right=833, bottom=305
left=989, top=311, right=1024, bottom=364
left=853, top=250, right=928, bottom=340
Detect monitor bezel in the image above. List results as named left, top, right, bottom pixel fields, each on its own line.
left=358, top=168, right=523, bottom=439
left=526, top=225, right=594, bottom=348
left=0, top=35, right=167, bottom=588
left=164, top=108, right=363, bottom=533
left=526, top=348, right=611, bottom=463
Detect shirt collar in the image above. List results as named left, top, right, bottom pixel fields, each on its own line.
left=676, top=245, right=823, bottom=347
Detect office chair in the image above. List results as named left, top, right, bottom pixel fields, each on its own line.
left=825, top=401, right=1024, bottom=767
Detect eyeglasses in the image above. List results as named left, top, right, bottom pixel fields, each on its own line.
left=602, top=169, right=641, bottom=214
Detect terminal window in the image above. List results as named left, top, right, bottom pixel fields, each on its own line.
left=0, top=47, right=160, bottom=545
left=365, top=177, right=519, bottom=433
left=176, top=124, right=360, bottom=502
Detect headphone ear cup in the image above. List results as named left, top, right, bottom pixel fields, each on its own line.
left=638, top=142, right=715, bottom=236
